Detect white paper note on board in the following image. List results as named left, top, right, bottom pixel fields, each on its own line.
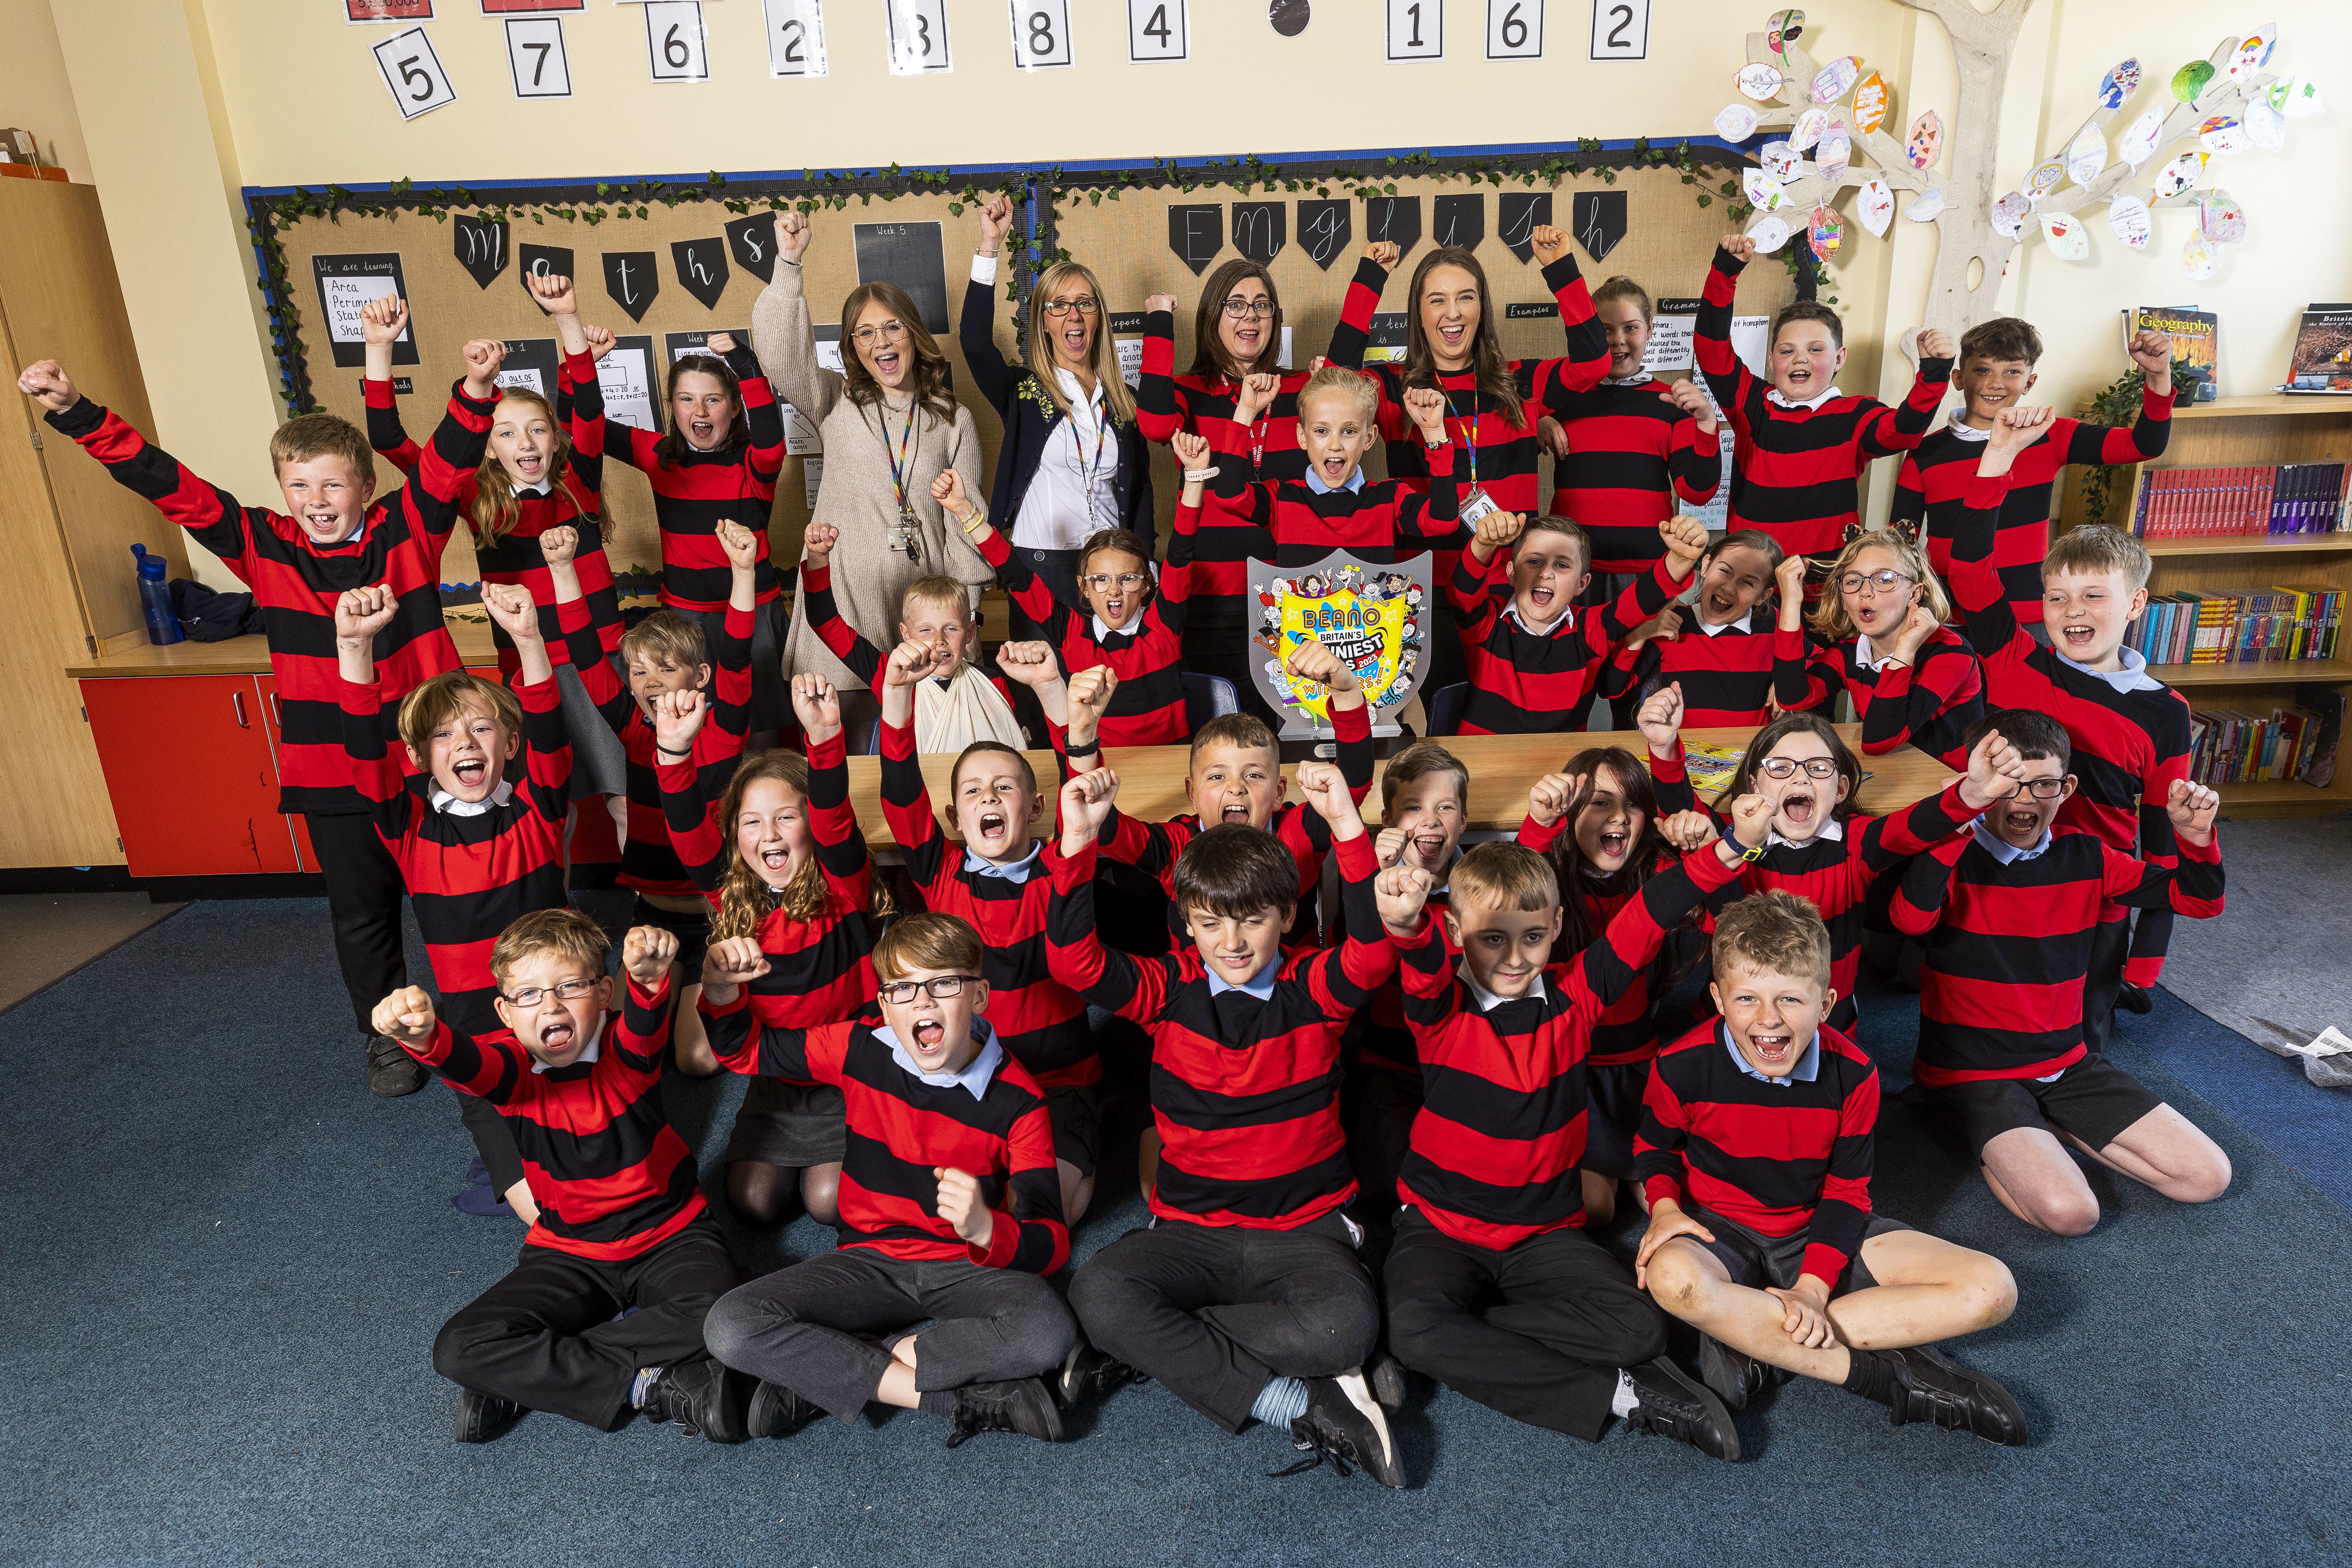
left=598, top=346, right=658, bottom=434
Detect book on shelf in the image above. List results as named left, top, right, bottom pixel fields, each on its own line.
left=2128, top=460, right=2348, bottom=538
left=2283, top=303, right=2352, bottom=394
left=2292, top=684, right=2342, bottom=788
left=2186, top=702, right=2334, bottom=788
left=2123, top=306, right=2218, bottom=403
left=2127, top=585, right=2343, bottom=668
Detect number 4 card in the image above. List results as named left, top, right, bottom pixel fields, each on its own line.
left=1127, top=0, right=1186, bottom=61
left=370, top=26, right=458, bottom=118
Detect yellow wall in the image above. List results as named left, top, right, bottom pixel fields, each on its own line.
left=0, top=0, right=87, bottom=180
left=25, top=0, right=2352, bottom=587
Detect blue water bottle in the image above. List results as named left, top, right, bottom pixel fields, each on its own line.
left=132, top=544, right=183, bottom=645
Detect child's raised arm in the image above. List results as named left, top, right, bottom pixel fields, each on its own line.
left=1044, top=769, right=1173, bottom=1025
left=797, top=521, right=886, bottom=697
left=1863, top=327, right=1955, bottom=458
left=1526, top=224, right=1610, bottom=397
left=792, top=673, right=872, bottom=892
left=1693, top=235, right=1757, bottom=422
left=613, top=927, right=680, bottom=1072
left=360, top=296, right=422, bottom=470
left=541, top=527, right=635, bottom=736
left=1294, top=763, right=1399, bottom=1018
left=481, top=582, right=573, bottom=822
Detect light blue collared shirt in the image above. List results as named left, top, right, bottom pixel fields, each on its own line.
left=1723, top=1022, right=1821, bottom=1087
left=879, top=1018, right=1005, bottom=1101
left=1204, top=964, right=1279, bottom=1001
left=2054, top=643, right=2165, bottom=695
left=964, top=844, right=1041, bottom=883
left=529, top=1016, right=604, bottom=1075
left=1303, top=466, right=1367, bottom=496
left=1970, top=817, right=2053, bottom=864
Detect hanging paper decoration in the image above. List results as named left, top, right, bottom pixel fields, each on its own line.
left=2107, top=195, right=2152, bottom=249
left=1815, top=129, right=1852, bottom=184
left=2199, top=190, right=2247, bottom=244
left=2119, top=108, right=2165, bottom=166
left=1856, top=178, right=1895, bottom=237
left=1851, top=72, right=1889, bottom=134
left=2226, top=25, right=2277, bottom=83
left=1790, top=108, right=1828, bottom=150
left=1760, top=142, right=1805, bottom=182
left=1737, top=63, right=1786, bottom=101
left=1808, top=205, right=1844, bottom=260
left=2245, top=96, right=2287, bottom=150
left=1715, top=103, right=1762, bottom=141
left=1990, top=191, right=2031, bottom=238
left=2026, top=157, right=2067, bottom=199
left=1904, top=187, right=1945, bottom=223
left=2271, top=78, right=2326, bottom=118
left=2040, top=212, right=2089, bottom=260
left=1748, top=213, right=1793, bottom=253
left=2171, top=60, right=2216, bottom=103
left=1766, top=9, right=1803, bottom=55
left=2097, top=59, right=2141, bottom=109
left=1743, top=168, right=1790, bottom=211
left=2066, top=125, right=2108, bottom=186
left=2153, top=151, right=2208, bottom=198
left=2183, top=228, right=2217, bottom=280
left=1906, top=111, right=1943, bottom=169
left=1810, top=55, right=1860, bottom=104
left=2198, top=115, right=2250, bottom=155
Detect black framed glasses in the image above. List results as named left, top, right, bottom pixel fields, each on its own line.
left=1757, top=757, right=1841, bottom=780
left=1838, top=568, right=1918, bottom=596
left=850, top=320, right=910, bottom=346
left=1221, top=298, right=1277, bottom=319
left=878, top=975, right=980, bottom=1005
left=1041, top=296, right=1100, bottom=318
left=2001, top=778, right=2069, bottom=800
left=1082, top=571, right=1151, bottom=592
left=500, top=978, right=598, bottom=1008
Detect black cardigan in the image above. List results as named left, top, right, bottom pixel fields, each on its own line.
left=959, top=275, right=1154, bottom=556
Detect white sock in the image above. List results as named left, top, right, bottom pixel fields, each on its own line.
left=1610, top=1369, right=1639, bottom=1418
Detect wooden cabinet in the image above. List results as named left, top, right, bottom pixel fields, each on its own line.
left=80, top=674, right=303, bottom=875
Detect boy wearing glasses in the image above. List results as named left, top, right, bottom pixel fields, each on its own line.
left=697, top=913, right=1078, bottom=1448
left=373, top=913, right=749, bottom=1445
left=1891, top=711, right=2231, bottom=1237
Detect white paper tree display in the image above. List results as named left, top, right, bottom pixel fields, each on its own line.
left=1714, top=6, right=2321, bottom=335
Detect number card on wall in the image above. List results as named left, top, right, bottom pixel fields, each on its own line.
left=645, top=1, right=710, bottom=82
left=1127, top=0, right=1186, bottom=61
left=370, top=26, right=458, bottom=118
left=1487, top=0, right=1541, bottom=58
left=313, top=254, right=418, bottom=369
left=886, top=0, right=953, bottom=74
left=763, top=0, right=828, bottom=76
left=1590, top=0, right=1646, bottom=59
left=1009, top=0, right=1073, bottom=68
left=1388, top=0, right=1442, bottom=61
left=504, top=17, right=572, bottom=98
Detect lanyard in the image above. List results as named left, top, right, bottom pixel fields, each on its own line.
left=880, top=402, right=920, bottom=521
left=1072, top=398, right=1111, bottom=524
left=1444, top=380, right=1481, bottom=488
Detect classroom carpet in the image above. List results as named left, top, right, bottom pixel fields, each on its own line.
left=5, top=896, right=2351, bottom=1568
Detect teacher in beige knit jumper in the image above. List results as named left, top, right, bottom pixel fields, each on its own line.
left=753, top=210, right=989, bottom=745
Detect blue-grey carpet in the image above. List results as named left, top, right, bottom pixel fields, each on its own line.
left=4, top=897, right=2350, bottom=1568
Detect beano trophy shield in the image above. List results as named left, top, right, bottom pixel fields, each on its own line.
left=1247, top=550, right=1433, bottom=739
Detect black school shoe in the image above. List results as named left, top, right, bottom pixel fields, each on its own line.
left=1366, top=1351, right=1408, bottom=1412
left=1620, top=1358, right=1741, bottom=1461
left=746, top=1379, right=818, bottom=1438
left=453, top=1388, right=524, bottom=1443
left=1054, top=1336, right=1143, bottom=1409
left=638, top=1360, right=752, bottom=1443
left=1878, top=1346, right=2028, bottom=1446
left=1694, top=1333, right=1771, bottom=1413
left=946, top=1377, right=1066, bottom=1447
left=366, top=1033, right=426, bottom=1097
left=1275, top=1371, right=1404, bottom=1489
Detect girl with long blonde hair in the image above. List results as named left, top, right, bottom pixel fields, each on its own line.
left=1773, top=528, right=1984, bottom=767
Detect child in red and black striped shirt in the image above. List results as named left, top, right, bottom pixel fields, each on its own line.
left=374, top=913, right=748, bottom=1446
left=1209, top=367, right=1463, bottom=566
left=1772, top=529, right=1985, bottom=768
left=1633, top=891, right=2026, bottom=1448
left=699, top=912, right=1077, bottom=1447
left=1599, top=530, right=1785, bottom=728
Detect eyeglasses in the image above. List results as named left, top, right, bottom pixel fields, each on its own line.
left=1221, top=298, right=1277, bottom=319
left=1757, top=757, right=1841, bottom=780
left=500, top=978, right=598, bottom=1007
left=1041, top=297, right=1100, bottom=318
left=877, top=975, right=980, bottom=1005
left=1082, top=571, right=1151, bottom=592
left=851, top=320, right=910, bottom=347
left=1838, top=568, right=1918, bottom=597
left=2001, top=778, right=2069, bottom=800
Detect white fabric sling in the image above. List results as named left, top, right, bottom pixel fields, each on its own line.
left=914, top=665, right=1027, bottom=755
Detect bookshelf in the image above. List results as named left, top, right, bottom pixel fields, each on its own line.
left=2059, top=395, right=2352, bottom=819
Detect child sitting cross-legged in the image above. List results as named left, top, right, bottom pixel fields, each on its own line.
left=1891, top=710, right=2230, bottom=1236
left=1374, top=784, right=1768, bottom=1460
left=373, top=914, right=748, bottom=1445
left=1050, top=763, right=1407, bottom=1488
left=1633, top=891, right=2027, bottom=1447
left=697, top=912, right=1077, bottom=1448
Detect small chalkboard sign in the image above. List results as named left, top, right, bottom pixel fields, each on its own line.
left=672, top=236, right=732, bottom=309
left=493, top=337, right=562, bottom=399
left=853, top=221, right=950, bottom=332
left=1168, top=204, right=1224, bottom=276
left=1299, top=199, right=1351, bottom=269
left=603, top=251, right=660, bottom=322
left=1232, top=201, right=1286, bottom=264
left=454, top=213, right=510, bottom=290
left=1364, top=196, right=1421, bottom=253
left=596, top=335, right=661, bottom=434
left=1433, top=194, right=1484, bottom=251
left=1498, top=192, right=1552, bottom=262
left=664, top=328, right=753, bottom=364
left=313, top=253, right=419, bottom=370
left=1503, top=302, right=1559, bottom=320
left=724, top=212, right=780, bottom=283
left=1572, top=190, right=1628, bottom=261
left=519, top=243, right=576, bottom=314
left=1362, top=311, right=1411, bottom=364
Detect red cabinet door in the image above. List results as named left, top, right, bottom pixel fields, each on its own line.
left=80, top=674, right=303, bottom=876
left=253, top=673, right=316, bottom=873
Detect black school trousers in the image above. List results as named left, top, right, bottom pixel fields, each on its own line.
left=431, top=1216, right=739, bottom=1430
left=1067, top=1210, right=1379, bottom=1434
left=305, top=810, right=407, bottom=1037
left=1383, top=1207, right=1665, bottom=1442
left=441, top=989, right=530, bottom=1198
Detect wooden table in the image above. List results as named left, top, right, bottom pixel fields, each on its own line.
left=842, top=725, right=1956, bottom=851
left=67, top=608, right=507, bottom=677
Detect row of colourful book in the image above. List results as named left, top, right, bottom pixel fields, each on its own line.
left=2187, top=703, right=2337, bottom=788
left=2127, top=461, right=2348, bottom=538
left=2128, top=586, right=2343, bottom=667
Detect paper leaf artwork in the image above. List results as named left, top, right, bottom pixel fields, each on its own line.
left=1857, top=178, right=1895, bottom=237
left=1715, top=103, right=1762, bottom=141
left=2119, top=108, right=2165, bottom=166
left=1761, top=142, right=1805, bottom=181
left=2171, top=59, right=2216, bottom=103
left=1906, top=111, right=1943, bottom=169
left=1815, top=129, right=1852, bottom=184
left=2183, top=228, right=2217, bottom=280
left=2097, top=58, right=2140, bottom=109
left=2227, top=25, right=2276, bottom=83
left=2153, top=151, right=2208, bottom=198
left=1737, top=63, right=1785, bottom=100
left=1808, top=205, right=1844, bottom=260
left=1851, top=72, right=1889, bottom=134
left=1990, top=191, right=2030, bottom=238
left=1791, top=108, right=1828, bottom=150
left=2245, top=96, right=2286, bottom=149
left=1810, top=55, right=1858, bottom=104
left=2198, top=116, right=2251, bottom=155
left=2107, top=194, right=2152, bottom=249
left=2040, top=211, right=2088, bottom=260
left=2271, top=78, right=2325, bottom=118
left=1766, top=8, right=1802, bottom=54
left=1905, top=187, right=1945, bottom=223
left=2026, top=157, right=2067, bottom=199
left=2199, top=190, right=2247, bottom=244
left=1743, top=168, right=1790, bottom=212
left=1747, top=213, right=1793, bottom=252
left=2066, top=125, right=2108, bottom=186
